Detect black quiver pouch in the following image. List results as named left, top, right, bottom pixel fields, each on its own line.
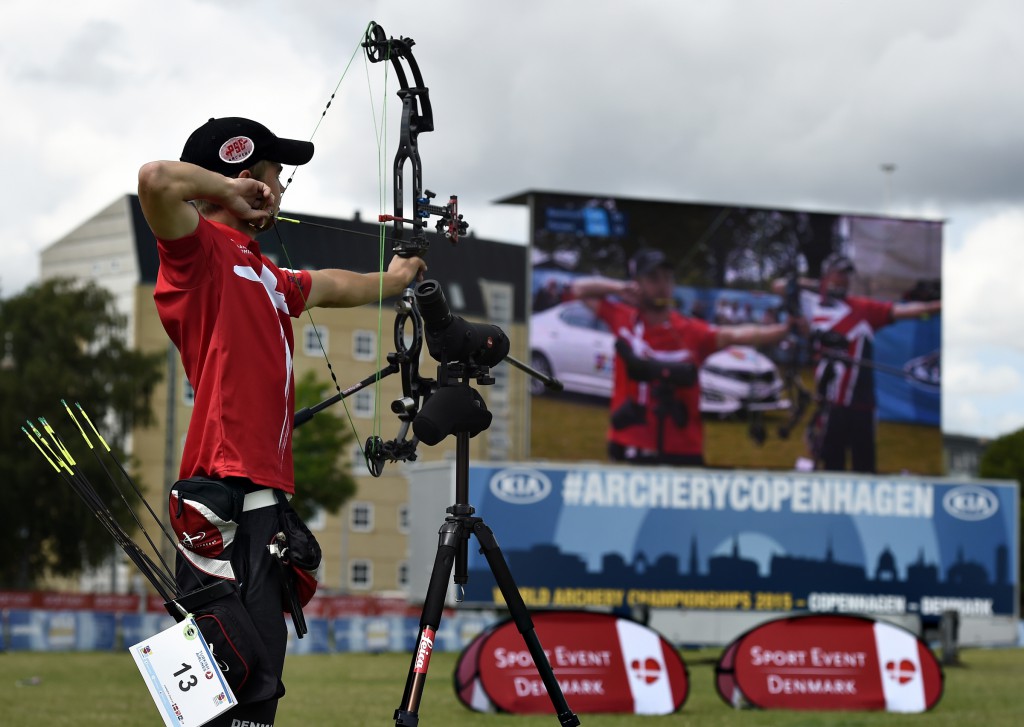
left=269, top=492, right=322, bottom=637
left=164, top=580, right=284, bottom=704
left=166, top=477, right=285, bottom=705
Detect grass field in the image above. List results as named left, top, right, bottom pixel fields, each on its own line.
left=530, top=377, right=944, bottom=475
left=1, top=647, right=1022, bottom=725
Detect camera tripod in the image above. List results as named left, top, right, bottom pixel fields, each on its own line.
left=395, top=386, right=579, bottom=726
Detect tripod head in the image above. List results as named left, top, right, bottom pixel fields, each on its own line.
left=408, top=280, right=510, bottom=446
left=413, top=383, right=492, bottom=446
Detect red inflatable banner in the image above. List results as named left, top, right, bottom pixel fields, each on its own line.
left=716, top=614, right=944, bottom=712
left=455, top=610, right=688, bottom=715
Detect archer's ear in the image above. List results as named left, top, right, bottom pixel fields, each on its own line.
left=237, top=169, right=252, bottom=179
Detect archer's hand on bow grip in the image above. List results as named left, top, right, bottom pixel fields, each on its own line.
left=387, top=253, right=427, bottom=288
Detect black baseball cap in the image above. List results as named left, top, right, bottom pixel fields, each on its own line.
left=180, top=117, right=314, bottom=177
left=628, top=248, right=673, bottom=278
left=822, top=253, right=856, bottom=275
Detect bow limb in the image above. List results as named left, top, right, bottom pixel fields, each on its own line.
left=363, top=21, right=468, bottom=257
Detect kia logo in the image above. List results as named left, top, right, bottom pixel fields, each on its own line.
left=942, top=486, right=999, bottom=521
left=489, top=468, right=552, bottom=504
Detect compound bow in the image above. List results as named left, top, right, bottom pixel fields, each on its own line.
left=286, top=21, right=467, bottom=477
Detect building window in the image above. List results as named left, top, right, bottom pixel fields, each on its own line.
left=350, top=560, right=373, bottom=590
left=397, top=504, right=410, bottom=534
left=305, top=507, right=326, bottom=531
left=350, top=502, right=374, bottom=532
left=182, top=376, right=195, bottom=406
left=447, top=282, right=466, bottom=311
left=350, top=441, right=367, bottom=476
left=303, top=324, right=329, bottom=357
left=353, top=389, right=374, bottom=418
left=481, top=280, right=514, bottom=323
left=352, top=330, right=376, bottom=361
left=397, top=561, right=409, bottom=589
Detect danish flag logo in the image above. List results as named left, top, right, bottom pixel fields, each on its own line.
left=630, top=657, right=663, bottom=685
left=885, top=659, right=917, bottom=685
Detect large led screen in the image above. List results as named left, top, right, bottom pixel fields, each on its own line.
left=520, top=192, right=942, bottom=474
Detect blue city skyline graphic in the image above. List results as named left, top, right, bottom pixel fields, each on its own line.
left=462, top=468, right=1018, bottom=617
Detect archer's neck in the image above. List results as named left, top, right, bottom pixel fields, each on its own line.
left=206, top=211, right=261, bottom=237
left=639, top=308, right=671, bottom=327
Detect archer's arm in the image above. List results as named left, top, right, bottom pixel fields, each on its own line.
left=305, top=255, right=427, bottom=309
left=892, top=299, right=941, bottom=320
left=569, top=277, right=638, bottom=313
left=137, top=161, right=274, bottom=240
left=715, top=322, right=792, bottom=349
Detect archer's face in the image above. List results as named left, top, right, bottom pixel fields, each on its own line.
left=242, top=162, right=285, bottom=232
left=256, top=162, right=285, bottom=212
left=637, top=268, right=675, bottom=310
left=822, top=270, right=851, bottom=299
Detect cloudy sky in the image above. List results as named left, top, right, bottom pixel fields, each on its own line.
left=4, top=0, right=1024, bottom=440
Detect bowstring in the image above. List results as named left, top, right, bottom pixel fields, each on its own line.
left=370, top=42, right=390, bottom=452
left=272, top=20, right=393, bottom=467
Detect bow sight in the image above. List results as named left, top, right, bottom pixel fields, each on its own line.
left=363, top=22, right=468, bottom=258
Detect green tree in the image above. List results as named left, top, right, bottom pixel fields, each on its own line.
left=290, top=369, right=358, bottom=521
left=978, top=428, right=1024, bottom=485
left=977, top=427, right=1024, bottom=608
left=0, top=278, right=163, bottom=588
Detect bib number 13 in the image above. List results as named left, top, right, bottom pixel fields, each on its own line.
left=173, top=662, right=198, bottom=692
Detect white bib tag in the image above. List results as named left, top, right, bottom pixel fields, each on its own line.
left=129, top=616, right=236, bottom=727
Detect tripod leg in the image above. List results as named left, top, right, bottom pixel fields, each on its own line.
left=473, top=521, right=581, bottom=727
left=394, top=517, right=464, bottom=727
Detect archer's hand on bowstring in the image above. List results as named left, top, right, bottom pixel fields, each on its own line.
left=223, top=176, right=276, bottom=229
left=138, top=160, right=276, bottom=240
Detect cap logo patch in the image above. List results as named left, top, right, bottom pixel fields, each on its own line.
left=219, top=136, right=255, bottom=164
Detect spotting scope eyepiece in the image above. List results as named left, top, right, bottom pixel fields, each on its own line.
left=415, top=279, right=510, bottom=367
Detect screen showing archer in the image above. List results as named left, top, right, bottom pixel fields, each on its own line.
left=526, top=192, right=942, bottom=474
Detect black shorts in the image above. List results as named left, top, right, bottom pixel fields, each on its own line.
left=170, top=477, right=288, bottom=726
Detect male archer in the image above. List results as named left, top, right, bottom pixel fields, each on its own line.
left=572, top=248, right=792, bottom=466
left=138, top=116, right=424, bottom=725
left=774, top=253, right=941, bottom=473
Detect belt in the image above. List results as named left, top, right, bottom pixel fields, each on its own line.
left=242, top=487, right=291, bottom=512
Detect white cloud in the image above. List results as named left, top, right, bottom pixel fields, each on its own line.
left=944, top=210, right=1024, bottom=351
left=943, top=357, right=1022, bottom=396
